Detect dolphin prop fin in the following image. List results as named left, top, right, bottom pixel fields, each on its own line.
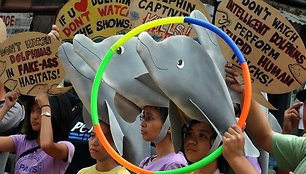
left=188, top=99, right=224, bottom=155
left=190, top=99, right=259, bottom=157
left=243, top=130, right=260, bottom=157
left=106, top=101, right=124, bottom=156
left=114, top=92, right=141, bottom=123
left=189, top=99, right=222, bottom=137
left=168, top=100, right=224, bottom=154
left=82, top=103, right=124, bottom=156
left=267, top=112, right=282, bottom=133
left=169, top=100, right=187, bottom=153
left=135, top=73, right=167, bottom=96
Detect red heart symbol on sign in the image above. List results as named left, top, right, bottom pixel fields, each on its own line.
left=74, top=0, right=88, bottom=12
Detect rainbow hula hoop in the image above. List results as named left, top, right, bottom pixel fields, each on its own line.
left=91, top=17, right=252, bottom=174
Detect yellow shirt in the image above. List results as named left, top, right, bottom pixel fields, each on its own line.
left=77, top=165, right=130, bottom=174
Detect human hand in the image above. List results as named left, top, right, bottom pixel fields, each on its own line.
left=35, top=92, right=50, bottom=109
left=282, top=102, right=304, bottom=134
left=225, top=62, right=244, bottom=94
left=4, top=90, right=20, bottom=109
left=222, top=125, right=245, bottom=162
left=48, top=25, right=61, bottom=42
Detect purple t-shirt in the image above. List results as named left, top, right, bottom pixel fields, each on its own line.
left=11, top=134, right=75, bottom=174
left=246, top=156, right=262, bottom=173
left=139, top=151, right=188, bottom=171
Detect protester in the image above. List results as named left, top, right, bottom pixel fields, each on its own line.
left=0, top=91, right=74, bottom=173
left=0, top=83, right=25, bottom=173
left=139, top=106, right=188, bottom=170
left=184, top=120, right=259, bottom=174
left=77, top=120, right=130, bottom=174
left=225, top=62, right=306, bottom=173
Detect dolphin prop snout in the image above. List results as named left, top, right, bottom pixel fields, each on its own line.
left=137, top=33, right=168, bottom=71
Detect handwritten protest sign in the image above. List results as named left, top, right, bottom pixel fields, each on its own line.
left=0, top=19, right=7, bottom=43
left=0, top=32, right=71, bottom=96
left=215, top=0, right=306, bottom=94
left=56, top=0, right=131, bottom=42
left=129, top=0, right=210, bottom=41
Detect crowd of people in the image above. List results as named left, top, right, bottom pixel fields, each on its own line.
left=0, top=25, right=304, bottom=174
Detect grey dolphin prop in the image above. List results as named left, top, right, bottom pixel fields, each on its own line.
left=191, top=10, right=281, bottom=172
left=193, top=10, right=278, bottom=110
left=191, top=10, right=277, bottom=110
left=136, top=32, right=259, bottom=157
left=190, top=10, right=240, bottom=103
left=58, top=42, right=151, bottom=165
left=72, top=34, right=169, bottom=121
left=71, top=34, right=183, bottom=153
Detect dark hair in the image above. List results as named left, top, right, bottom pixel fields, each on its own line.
left=233, top=103, right=241, bottom=117
left=23, top=93, right=73, bottom=142
left=153, top=106, right=168, bottom=123
left=185, top=120, right=218, bottom=140
left=183, top=120, right=229, bottom=173
left=159, top=107, right=168, bottom=123
left=23, top=97, right=38, bottom=140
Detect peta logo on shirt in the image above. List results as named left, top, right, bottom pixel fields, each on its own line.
left=69, top=121, right=92, bottom=142
left=15, top=155, right=43, bottom=173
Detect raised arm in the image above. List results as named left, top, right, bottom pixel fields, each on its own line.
left=0, top=90, right=20, bottom=153
left=225, top=63, right=274, bottom=153
left=36, top=93, right=70, bottom=161
left=223, top=125, right=259, bottom=174
left=0, top=90, right=19, bottom=122
left=48, top=25, right=61, bottom=42
left=282, top=102, right=304, bottom=134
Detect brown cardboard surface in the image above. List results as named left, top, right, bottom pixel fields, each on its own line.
left=0, top=32, right=71, bottom=96
left=215, top=0, right=306, bottom=94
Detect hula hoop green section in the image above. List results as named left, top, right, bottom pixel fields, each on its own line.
left=90, top=16, right=252, bottom=174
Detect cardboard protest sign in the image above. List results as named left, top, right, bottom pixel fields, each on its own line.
left=0, top=32, right=71, bottom=96
left=0, top=18, right=7, bottom=43
left=56, top=0, right=131, bottom=42
left=129, top=0, right=210, bottom=41
left=215, top=0, right=306, bottom=94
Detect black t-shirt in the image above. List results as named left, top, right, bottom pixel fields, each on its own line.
left=64, top=93, right=95, bottom=174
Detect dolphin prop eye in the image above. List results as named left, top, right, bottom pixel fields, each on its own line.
left=177, top=59, right=185, bottom=69
left=116, top=46, right=124, bottom=55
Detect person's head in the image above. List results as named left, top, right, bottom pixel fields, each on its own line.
left=89, top=121, right=114, bottom=161
left=23, top=93, right=72, bottom=142
left=183, top=120, right=228, bottom=172
left=140, top=105, right=168, bottom=142
left=184, top=120, right=217, bottom=163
